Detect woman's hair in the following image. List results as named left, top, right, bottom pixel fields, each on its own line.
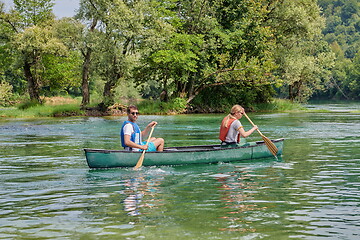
left=222, top=105, right=244, bottom=128
left=127, top=105, right=138, bottom=114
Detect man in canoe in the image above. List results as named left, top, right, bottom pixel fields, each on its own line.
left=121, top=105, right=165, bottom=151
left=219, top=105, right=258, bottom=146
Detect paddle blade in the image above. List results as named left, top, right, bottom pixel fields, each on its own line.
left=262, top=135, right=278, bottom=156
left=134, top=151, right=145, bottom=170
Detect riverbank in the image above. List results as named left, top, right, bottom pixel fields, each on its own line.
left=1, top=98, right=353, bottom=119
left=0, top=103, right=127, bottom=118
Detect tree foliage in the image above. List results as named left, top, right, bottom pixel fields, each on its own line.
left=76, top=0, right=162, bottom=107
left=1, top=0, right=358, bottom=109
left=318, top=0, right=360, bottom=100
left=0, top=0, right=78, bottom=103
left=135, top=0, right=278, bottom=106
left=0, top=80, right=13, bottom=106
left=13, top=0, right=54, bottom=26
left=266, top=0, right=335, bottom=102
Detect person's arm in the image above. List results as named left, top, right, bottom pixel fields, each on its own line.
left=239, top=125, right=258, bottom=138
left=124, top=135, right=148, bottom=150
left=141, top=121, right=157, bottom=139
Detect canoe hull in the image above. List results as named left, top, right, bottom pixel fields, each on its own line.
left=84, top=138, right=284, bottom=169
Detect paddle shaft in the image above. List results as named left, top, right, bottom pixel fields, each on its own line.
left=243, top=113, right=263, bottom=136
left=134, top=126, right=155, bottom=170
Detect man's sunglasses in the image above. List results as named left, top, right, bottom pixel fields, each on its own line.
left=130, top=112, right=139, bottom=116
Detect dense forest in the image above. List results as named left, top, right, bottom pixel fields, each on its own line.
left=317, top=0, right=360, bottom=100
left=0, top=0, right=359, bottom=111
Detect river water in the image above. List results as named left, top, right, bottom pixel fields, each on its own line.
left=0, top=103, right=359, bottom=239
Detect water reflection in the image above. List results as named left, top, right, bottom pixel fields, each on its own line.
left=209, top=165, right=273, bottom=234
left=122, top=173, right=164, bottom=216
left=123, top=178, right=144, bottom=216
left=214, top=172, right=256, bottom=233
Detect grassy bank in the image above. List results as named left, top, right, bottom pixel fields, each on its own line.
left=0, top=98, right=308, bottom=118
left=0, top=104, right=85, bottom=118
left=252, top=99, right=307, bottom=112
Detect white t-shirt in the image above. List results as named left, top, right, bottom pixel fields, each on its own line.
left=224, top=120, right=243, bottom=143
left=123, top=123, right=142, bottom=151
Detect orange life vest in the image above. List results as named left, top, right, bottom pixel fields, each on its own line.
left=219, top=117, right=240, bottom=143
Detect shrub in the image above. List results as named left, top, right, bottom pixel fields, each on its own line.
left=137, top=98, right=188, bottom=114
left=165, top=98, right=187, bottom=113
left=51, top=104, right=85, bottom=117
left=253, top=99, right=306, bottom=112
left=17, top=100, right=43, bottom=110
left=190, top=83, right=275, bottom=113
left=0, top=81, right=13, bottom=107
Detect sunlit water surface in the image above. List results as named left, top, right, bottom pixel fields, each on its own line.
left=0, top=103, right=359, bottom=239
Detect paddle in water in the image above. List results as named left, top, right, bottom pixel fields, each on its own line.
left=134, top=126, right=155, bottom=170
left=243, top=113, right=278, bottom=157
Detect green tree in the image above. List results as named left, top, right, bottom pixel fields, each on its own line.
left=0, top=2, right=22, bottom=97
left=136, top=0, right=278, bottom=104
left=15, top=24, right=68, bottom=101
left=77, top=0, right=161, bottom=108
left=138, top=33, right=202, bottom=100
left=13, top=0, right=54, bottom=26
left=318, top=0, right=360, bottom=100
left=0, top=0, right=70, bottom=103
left=53, top=17, right=89, bottom=105
left=75, top=1, right=99, bottom=107
left=346, top=52, right=360, bottom=98
left=41, top=52, right=82, bottom=95
left=268, top=0, right=334, bottom=102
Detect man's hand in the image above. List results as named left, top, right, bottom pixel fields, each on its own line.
left=147, top=121, right=157, bottom=128
left=141, top=144, right=149, bottom=150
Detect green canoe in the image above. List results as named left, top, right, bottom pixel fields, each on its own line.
left=84, top=138, right=284, bottom=168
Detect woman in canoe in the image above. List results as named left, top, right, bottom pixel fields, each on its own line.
left=121, top=105, right=165, bottom=151
left=219, top=105, right=258, bottom=146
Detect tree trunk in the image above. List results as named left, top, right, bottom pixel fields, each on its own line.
left=102, top=70, right=121, bottom=108
left=24, top=60, right=40, bottom=103
left=295, top=80, right=303, bottom=101
left=160, top=79, right=169, bottom=102
left=103, top=80, right=114, bottom=101
left=289, top=84, right=294, bottom=102
left=101, top=51, right=124, bottom=108
left=101, top=78, right=118, bottom=109
left=289, top=81, right=303, bottom=102
left=81, top=48, right=91, bottom=107
left=81, top=19, right=97, bottom=108
left=175, top=80, right=187, bottom=98
left=187, top=76, right=194, bottom=99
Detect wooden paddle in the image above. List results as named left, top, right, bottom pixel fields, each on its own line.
left=243, top=112, right=278, bottom=157
left=134, top=126, right=155, bottom=170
